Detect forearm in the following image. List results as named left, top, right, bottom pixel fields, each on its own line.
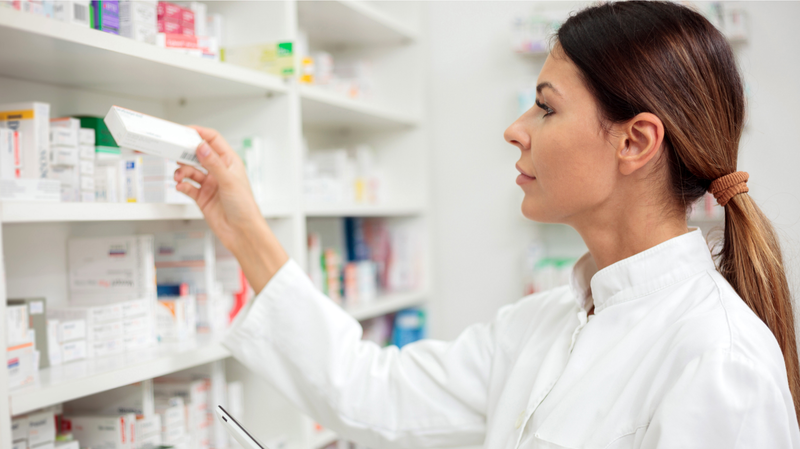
left=230, top=217, right=289, bottom=295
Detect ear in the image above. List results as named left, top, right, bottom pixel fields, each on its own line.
left=616, top=112, right=664, bottom=176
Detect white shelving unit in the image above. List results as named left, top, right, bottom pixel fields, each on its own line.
left=0, top=2, right=428, bottom=449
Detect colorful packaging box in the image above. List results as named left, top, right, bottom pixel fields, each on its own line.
left=91, top=0, right=119, bottom=34
left=0, top=102, right=51, bottom=179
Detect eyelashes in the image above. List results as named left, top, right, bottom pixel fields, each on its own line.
left=535, top=100, right=554, bottom=117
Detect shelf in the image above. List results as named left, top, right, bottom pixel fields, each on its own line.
left=305, top=202, right=425, bottom=217
left=9, top=336, right=230, bottom=416
left=298, top=1, right=418, bottom=48
left=0, top=201, right=294, bottom=223
left=299, top=84, right=419, bottom=131
left=0, top=8, right=286, bottom=100
left=312, top=429, right=338, bottom=449
left=346, top=291, right=427, bottom=321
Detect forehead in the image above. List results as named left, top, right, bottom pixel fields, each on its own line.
left=537, top=51, right=586, bottom=100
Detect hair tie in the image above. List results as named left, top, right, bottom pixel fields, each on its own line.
left=709, top=171, right=749, bottom=207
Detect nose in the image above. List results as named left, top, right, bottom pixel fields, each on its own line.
left=504, top=117, right=530, bottom=152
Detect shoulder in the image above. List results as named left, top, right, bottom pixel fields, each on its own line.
left=492, top=285, right=579, bottom=353
left=658, top=269, right=789, bottom=394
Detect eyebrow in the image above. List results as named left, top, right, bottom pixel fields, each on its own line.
left=536, top=82, right=562, bottom=97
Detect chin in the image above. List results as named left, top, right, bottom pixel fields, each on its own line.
left=520, top=198, right=559, bottom=223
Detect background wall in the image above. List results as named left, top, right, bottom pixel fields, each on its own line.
left=425, top=1, right=800, bottom=342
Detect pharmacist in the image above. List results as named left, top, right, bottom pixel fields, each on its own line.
left=173, top=2, right=800, bottom=448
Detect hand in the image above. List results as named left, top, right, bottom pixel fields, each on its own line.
left=174, top=126, right=288, bottom=293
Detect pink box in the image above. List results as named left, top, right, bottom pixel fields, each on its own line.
left=157, top=1, right=182, bottom=21
left=158, top=33, right=199, bottom=49
left=180, top=7, right=194, bottom=25
left=158, top=18, right=182, bottom=34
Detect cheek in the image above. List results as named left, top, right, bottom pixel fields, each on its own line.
left=526, top=118, right=616, bottom=213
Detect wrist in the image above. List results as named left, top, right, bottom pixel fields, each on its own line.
left=230, top=217, right=289, bottom=294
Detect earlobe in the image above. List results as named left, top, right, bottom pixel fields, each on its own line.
left=617, top=112, right=664, bottom=176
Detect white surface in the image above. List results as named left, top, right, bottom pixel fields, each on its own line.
left=304, top=202, right=425, bottom=218
left=0, top=7, right=285, bottom=100
left=298, top=1, right=418, bottom=48
left=346, top=291, right=427, bottom=322
left=312, top=428, right=338, bottom=449
left=0, top=201, right=294, bottom=222
left=9, top=336, right=230, bottom=416
left=299, top=84, right=419, bottom=131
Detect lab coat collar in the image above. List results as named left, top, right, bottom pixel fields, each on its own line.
left=570, top=228, right=716, bottom=314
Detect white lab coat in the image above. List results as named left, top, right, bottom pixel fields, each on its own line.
left=223, top=229, right=800, bottom=448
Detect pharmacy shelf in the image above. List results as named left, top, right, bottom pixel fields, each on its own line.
left=298, top=1, right=418, bottom=48
left=304, top=202, right=425, bottom=218
left=312, top=429, right=339, bottom=449
left=346, top=291, right=427, bottom=322
left=9, top=336, right=230, bottom=416
left=0, top=8, right=286, bottom=101
left=299, top=84, right=419, bottom=131
left=0, top=201, right=294, bottom=223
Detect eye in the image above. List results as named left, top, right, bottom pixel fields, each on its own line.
left=535, top=99, right=554, bottom=117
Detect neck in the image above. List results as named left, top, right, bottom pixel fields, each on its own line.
left=569, top=207, right=689, bottom=271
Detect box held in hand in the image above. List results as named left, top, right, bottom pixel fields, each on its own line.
left=104, top=106, right=203, bottom=168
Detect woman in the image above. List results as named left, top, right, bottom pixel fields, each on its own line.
left=174, top=2, right=800, bottom=447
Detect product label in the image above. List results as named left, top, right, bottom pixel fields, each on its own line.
left=0, top=109, right=34, bottom=121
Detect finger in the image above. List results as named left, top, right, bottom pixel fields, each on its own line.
left=195, top=141, right=232, bottom=187
left=176, top=179, right=200, bottom=201
left=189, top=125, right=236, bottom=167
left=174, top=164, right=207, bottom=184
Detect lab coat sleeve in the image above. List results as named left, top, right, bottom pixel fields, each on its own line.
left=222, top=259, right=493, bottom=449
left=640, top=350, right=800, bottom=448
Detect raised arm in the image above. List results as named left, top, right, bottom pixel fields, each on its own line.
left=175, top=129, right=494, bottom=448
left=174, top=126, right=287, bottom=293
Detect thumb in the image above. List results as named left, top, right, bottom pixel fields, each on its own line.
left=196, top=141, right=231, bottom=185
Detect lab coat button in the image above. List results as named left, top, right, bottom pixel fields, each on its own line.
left=515, top=411, right=525, bottom=429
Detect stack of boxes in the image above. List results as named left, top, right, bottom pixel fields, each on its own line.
left=155, top=231, right=230, bottom=335
left=120, top=0, right=157, bottom=44
left=48, top=298, right=155, bottom=363
left=156, top=396, right=188, bottom=448
left=68, top=413, right=136, bottom=449
left=5, top=1, right=223, bottom=59
left=56, top=235, right=157, bottom=358
left=156, top=1, right=218, bottom=59
left=49, top=117, right=92, bottom=202
left=11, top=407, right=64, bottom=449
left=0, top=102, right=61, bottom=201
left=6, top=300, right=39, bottom=390
left=155, top=377, right=220, bottom=449
left=136, top=414, right=163, bottom=448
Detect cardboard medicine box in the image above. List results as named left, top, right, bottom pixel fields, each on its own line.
left=0, top=102, right=51, bottom=179
left=104, top=106, right=202, bottom=167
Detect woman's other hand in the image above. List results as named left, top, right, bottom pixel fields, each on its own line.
left=174, top=125, right=288, bottom=293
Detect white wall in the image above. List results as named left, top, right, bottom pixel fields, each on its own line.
left=425, top=1, right=800, bottom=341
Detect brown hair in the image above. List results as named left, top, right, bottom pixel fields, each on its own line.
left=557, top=1, right=799, bottom=420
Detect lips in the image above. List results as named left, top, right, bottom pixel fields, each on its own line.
left=515, top=163, right=536, bottom=180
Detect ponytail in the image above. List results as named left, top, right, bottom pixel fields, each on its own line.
left=719, top=194, right=800, bottom=414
